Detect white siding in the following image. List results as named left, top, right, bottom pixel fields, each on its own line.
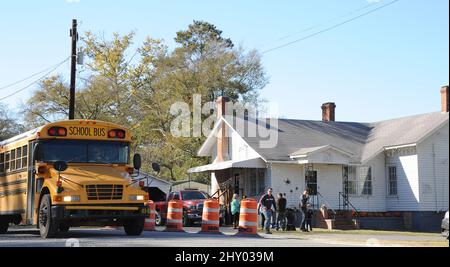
left=349, top=153, right=387, bottom=212
left=385, top=148, right=420, bottom=211
left=270, top=163, right=304, bottom=208
left=210, top=172, right=220, bottom=198
left=230, top=130, right=261, bottom=162
left=315, top=164, right=343, bottom=210
left=307, top=149, right=350, bottom=165
left=270, top=161, right=388, bottom=212
left=417, top=122, right=449, bottom=212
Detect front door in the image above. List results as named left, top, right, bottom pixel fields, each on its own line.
left=305, top=170, right=318, bottom=196
left=26, top=141, right=36, bottom=224
left=342, top=166, right=349, bottom=196
left=234, top=174, right=240, bottom=195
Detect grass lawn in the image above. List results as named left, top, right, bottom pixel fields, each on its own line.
left=259, top=228, right=442, bottom=236
left=257, top=228, right=448, bottom=247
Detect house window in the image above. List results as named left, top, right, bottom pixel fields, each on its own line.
left=359, top=167, right=372, bottom=196
left=388, top=166, right=398, bottom=196
left=344, top=166, right=358, bottom=196
left=249, top=172, right=257, bottom=196
left=257, top=169, right=266, bottom=195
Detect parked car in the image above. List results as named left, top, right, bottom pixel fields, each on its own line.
left=442, top=211, right=449, bottom=239
left=154, top=190, right=225, bottom=227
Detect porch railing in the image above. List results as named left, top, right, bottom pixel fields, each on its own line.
left=339, top=192, right=359, bottom=217
left=210, top=188, right=230, bottom=200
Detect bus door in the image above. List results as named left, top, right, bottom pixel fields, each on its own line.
left=26, top=141, right=36, bottom=224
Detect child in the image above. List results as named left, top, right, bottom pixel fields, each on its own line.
left=257, top=203, right=265, bottom=230
left=305, top=204, right=314, bottom=232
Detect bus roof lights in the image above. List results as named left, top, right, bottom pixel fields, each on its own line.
left=108, top=129, right=126, bottom=139
left=109, top=131, right=117, bottom=138
left=58, top=128, right=67, bottom=136
left=48, top=127, right=67, bottom=137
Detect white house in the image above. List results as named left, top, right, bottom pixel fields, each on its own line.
left=171, top=180, right=211, bottom=195
left=189, top=86, right=449, bottom=231
left=136, top=171, right=172, bottom=202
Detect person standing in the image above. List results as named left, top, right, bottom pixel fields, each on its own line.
left=259, top=188, right=277, bottom=234
left=305, top=204, right=314, bottom=232
left=300, top=190, right=310, bottom=232
left=257, top=202, right=265, bottom=230
left=230, top=194, right=241, bottom=229
left=276, top=193, right=287, bottom=231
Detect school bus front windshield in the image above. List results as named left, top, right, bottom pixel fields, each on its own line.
left=40, top=140, right=130, bottom=164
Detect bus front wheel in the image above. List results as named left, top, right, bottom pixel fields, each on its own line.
left=123, top=218, right=145, bottom=236
left=38, top=194, right=59, bottom=239
left=0, top=219, right=9, bottom=234
left=59, top=224, right=70, bottom=233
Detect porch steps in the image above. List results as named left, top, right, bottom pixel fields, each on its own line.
left=331, top=211, right=358, bottom=230
left=316, top=210, right=359, bottom=230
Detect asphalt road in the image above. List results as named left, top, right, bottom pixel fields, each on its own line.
left=0, top=226, right=445, bottom=247
left=0, top=227, right=345, bottom=247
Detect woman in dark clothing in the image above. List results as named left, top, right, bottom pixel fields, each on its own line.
left=300, top=190, right=310, bottom=231
left=276, top=193, right=287, bottom=231
left=305, top=204, right=314, bottom=232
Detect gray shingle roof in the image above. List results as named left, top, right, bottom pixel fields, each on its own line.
left=225, top=112, right=449, bottom=163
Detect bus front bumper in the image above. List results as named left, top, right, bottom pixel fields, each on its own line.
left=51, top=205, right=149, bottom=226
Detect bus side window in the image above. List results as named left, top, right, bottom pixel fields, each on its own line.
left=16, top=147, right=22, bottom=170
left=22, top=145, right=28, bottom=169
left=5, top=152, right=10, bottom=172
left=10, top=150, right=16, bottom=171
left=0, top=153, right=4, bottom=175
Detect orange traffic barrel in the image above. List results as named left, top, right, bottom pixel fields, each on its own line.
left=236, top=198, right=259, bottom=236
left=165, top=200, right=184, bottom=232
left=144, top=201, right=156, bottom=231
left=200, top=199, right=221, bottom=234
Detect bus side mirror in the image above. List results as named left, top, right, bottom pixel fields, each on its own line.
left=152, top=163, right=161, bottom=173
left=53, top=161, right=68, bottom=172
left=133, top=154, right=142, bottom=171
left=33, top=143, right=43, bottom=162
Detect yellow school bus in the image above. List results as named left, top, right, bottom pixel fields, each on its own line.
left=0, top=120, right=150, bottom=238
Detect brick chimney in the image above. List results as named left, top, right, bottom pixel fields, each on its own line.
left=441, top=86, right=449, bottom=113
left=216, top=97, right=230, bottom=162
left=322, top=102, right=336, bottom=122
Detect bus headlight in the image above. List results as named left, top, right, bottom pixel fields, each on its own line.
left=129, top=195, right=145, bottom=201
left=63, top=196, right=80, bottom=202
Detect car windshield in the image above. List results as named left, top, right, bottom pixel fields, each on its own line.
left=40, top=140, right=130, bottom=164
left=181, top=191, right=207, bottom=200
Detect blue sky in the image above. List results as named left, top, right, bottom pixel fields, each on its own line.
left=0, top=0, right=448, bottom=123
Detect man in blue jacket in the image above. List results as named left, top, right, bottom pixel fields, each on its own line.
left=259, top=188, right=277, bottom=234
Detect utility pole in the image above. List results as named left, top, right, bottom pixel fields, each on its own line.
left=69, top=19, right=78, bottom=120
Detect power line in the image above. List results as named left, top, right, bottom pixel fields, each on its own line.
left=0, top=58, right=70, bottom=102
left=0, top=57, right=70, bottom=91
left=260, top=1, right=379, bottom=49
left=262, top=0, right=401, bottom=54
